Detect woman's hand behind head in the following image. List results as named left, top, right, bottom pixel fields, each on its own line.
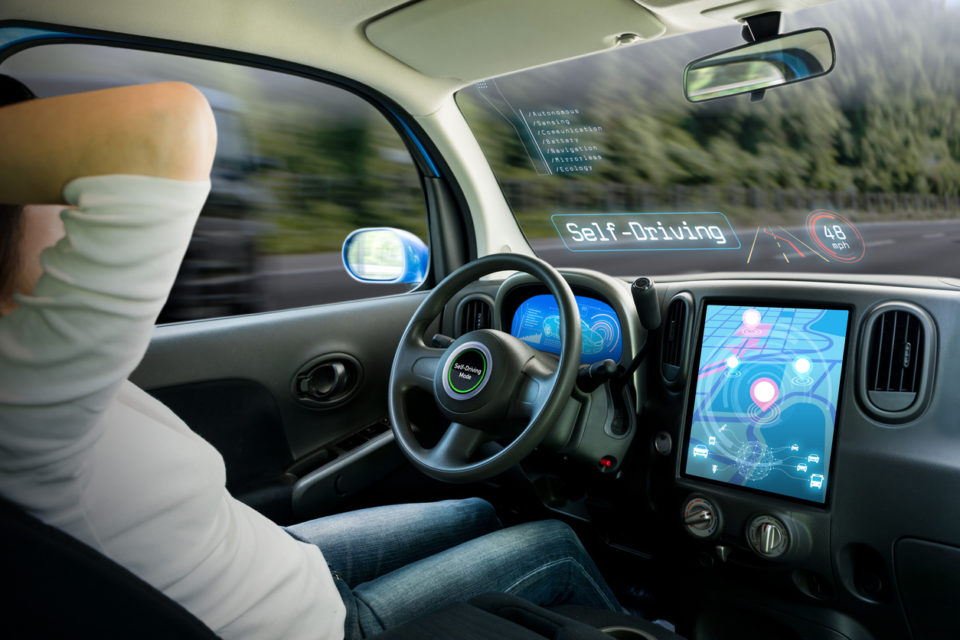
left=0, top=81, right=217, bottom=205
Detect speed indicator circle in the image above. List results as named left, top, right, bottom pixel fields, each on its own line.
left=805, top=210, right=865, bottom=263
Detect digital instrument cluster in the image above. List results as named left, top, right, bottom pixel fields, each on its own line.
left=509, top=293, right=623, bottom=365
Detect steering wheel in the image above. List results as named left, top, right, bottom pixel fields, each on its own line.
left=388, top=253, right=581, bottom=483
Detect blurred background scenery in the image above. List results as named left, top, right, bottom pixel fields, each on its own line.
left=2, top=39, right=428, bottom=321
left=458, top=0, right=960, bottom=277
left=1, top=0, right=958, bottom=321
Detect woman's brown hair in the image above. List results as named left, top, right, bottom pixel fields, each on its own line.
left=0, top=75, right=37, bottom=305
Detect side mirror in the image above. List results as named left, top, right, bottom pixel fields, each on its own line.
left=342, top=228, right=429, bottom=285
left=684, top=28, right=835, bottom=103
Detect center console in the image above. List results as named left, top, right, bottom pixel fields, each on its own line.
left=677, top=302, right=849, bottom=563
left=676, top=301, right=849, bottom=574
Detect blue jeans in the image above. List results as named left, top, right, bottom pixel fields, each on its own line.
left=287, top=498, right=622, bottom=639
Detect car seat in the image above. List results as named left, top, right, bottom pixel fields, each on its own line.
left=0, top=497, right=682, bottom=639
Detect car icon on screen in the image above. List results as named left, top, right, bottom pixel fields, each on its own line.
left=807, top=454, right=820, bottom=464
left=809, top=474, right=824, bottom=489
left=796, top=463, right=808, bottom=472
left=693, top=444, right=709, bottom=459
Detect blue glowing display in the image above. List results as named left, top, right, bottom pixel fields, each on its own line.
left=510, top=294, right=623, bottom=365
left=683, top=304, right=849, bottom=504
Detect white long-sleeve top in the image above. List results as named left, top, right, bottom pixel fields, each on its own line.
left=0, top=175, right=346, bottom=639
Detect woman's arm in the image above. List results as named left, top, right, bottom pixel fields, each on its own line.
left=0, top=83, right=217, bottom=483
left=0, top=82, right=216, bottom=204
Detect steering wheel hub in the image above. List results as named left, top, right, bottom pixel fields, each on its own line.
left=434, top=331, right=529, bottom=428
left=441, top=342, right=492, bottom=399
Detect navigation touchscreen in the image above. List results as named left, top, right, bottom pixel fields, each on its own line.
left=683, top=304, right=849, bottom=503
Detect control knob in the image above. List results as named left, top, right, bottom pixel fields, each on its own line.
left=682, top=496, right=720, bottom=539
left=747, top=515, right=789, bottom=558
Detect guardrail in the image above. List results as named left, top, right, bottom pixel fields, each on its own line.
left=499, top=180, right=960, bottom=219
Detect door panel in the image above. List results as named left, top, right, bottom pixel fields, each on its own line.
left=130, top=291, right=429, bottom=522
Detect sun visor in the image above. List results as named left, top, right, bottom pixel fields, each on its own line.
left=365, top=0, right=665, bottom=83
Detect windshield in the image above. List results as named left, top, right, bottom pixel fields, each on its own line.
left=456, top=0, right=960, bottom=279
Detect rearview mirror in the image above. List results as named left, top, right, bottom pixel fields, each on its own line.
left=684, top=28, right=835, bottom=103
left=342, top=227, right=428, bottom=285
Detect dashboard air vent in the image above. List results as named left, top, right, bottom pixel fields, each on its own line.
left=661, top=296, right=688, bottom=383
left=864, top=309, right=924, bottom=413
left=459, top=297, right=492, bottom=335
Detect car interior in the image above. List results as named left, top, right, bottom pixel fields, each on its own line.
left=2, top=0, right=959, bottom=639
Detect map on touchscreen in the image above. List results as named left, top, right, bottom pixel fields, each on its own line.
left=684, top=304, right=849, bottom=503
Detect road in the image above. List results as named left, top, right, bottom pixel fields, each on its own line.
left=253, top=220, right=960, bottom=313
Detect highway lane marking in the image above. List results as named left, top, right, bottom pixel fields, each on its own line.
left=777, top=226, right=829, bottom=262
left=747, top=226, right=760, bottom=264
left=772, top=239, right=791, bottom=263
left=866, top=239, right=895, bottom=247
left=922, top=232, right=945, bottom=239
left=764, top=228, right=805, bottom=258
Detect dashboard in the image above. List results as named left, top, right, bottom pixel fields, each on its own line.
left=447, top=269, right=960, bottom=640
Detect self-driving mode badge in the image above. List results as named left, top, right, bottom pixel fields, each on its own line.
left=449, top=350, right=486, bottom=392
left=443, top=343, right=492, bottom=399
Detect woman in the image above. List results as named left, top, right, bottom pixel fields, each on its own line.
left=0, top=76, right=621, bottom=639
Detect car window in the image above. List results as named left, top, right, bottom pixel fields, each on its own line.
left=0, top=43, right=430, bottom=322
left=456, top=0, right=960, bottom=280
